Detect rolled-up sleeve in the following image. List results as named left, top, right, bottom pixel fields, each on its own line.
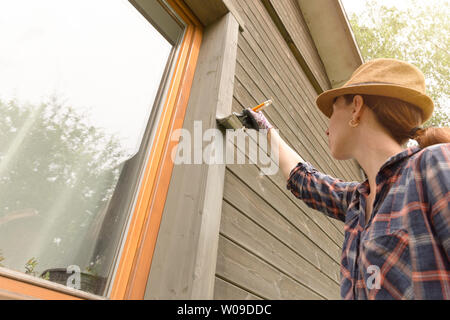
left=286, top=161, right=359, bottom=222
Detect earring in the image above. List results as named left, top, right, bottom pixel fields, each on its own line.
left=349, top=119, right=359, bottom=128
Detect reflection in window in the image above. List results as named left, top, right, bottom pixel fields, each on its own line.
left=0, top=0, right=183, bottom=296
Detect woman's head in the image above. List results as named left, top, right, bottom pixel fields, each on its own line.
left=326, top=93, right=450, bottom=159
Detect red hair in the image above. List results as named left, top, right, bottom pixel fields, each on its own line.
left=343, top=94, right=450, bottom=148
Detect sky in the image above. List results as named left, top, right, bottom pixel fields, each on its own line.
left=0, top=0, right=175, bottom=157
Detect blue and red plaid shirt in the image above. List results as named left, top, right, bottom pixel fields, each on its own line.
left=287, top=143, right=450, bottom=299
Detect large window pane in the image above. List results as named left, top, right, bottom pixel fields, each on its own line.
left=0, top=0, right=183, bottom=296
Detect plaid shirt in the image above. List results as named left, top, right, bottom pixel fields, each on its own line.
left=287, top=143, right=450, bottom=299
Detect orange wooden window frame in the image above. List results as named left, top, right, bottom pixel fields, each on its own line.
left=109, top=0, right=203, bottom=300
left=0, top=0, right=203, bottom=300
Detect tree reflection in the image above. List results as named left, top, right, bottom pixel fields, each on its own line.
left=0, top=96, right=127, bottom=294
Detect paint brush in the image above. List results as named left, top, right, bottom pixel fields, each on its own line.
left=217, top=99, right=273, bottom=130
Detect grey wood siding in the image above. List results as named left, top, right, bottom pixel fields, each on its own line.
left=265, top=0, right=331, bottom=91
left=214, top=0, right=362, bottom=300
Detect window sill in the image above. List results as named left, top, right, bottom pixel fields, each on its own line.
left=0, top=267, right=106, bottom=300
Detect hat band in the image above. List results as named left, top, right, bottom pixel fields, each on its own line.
left=345, top=81, right=398, bottom=87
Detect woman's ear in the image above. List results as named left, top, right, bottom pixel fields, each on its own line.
left=352, top=95, right=365, bottom=117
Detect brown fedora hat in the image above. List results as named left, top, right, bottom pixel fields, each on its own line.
left=316, top=58, right=434, bottom=123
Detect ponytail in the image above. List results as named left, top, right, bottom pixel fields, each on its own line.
left=413, top=127, right=450, bottom=148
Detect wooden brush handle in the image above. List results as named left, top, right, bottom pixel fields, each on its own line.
left=252, top=99, right=272, bottom=112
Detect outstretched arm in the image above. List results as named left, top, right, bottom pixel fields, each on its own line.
left=245, top=108, right=304, bottom=179
left=246, top=108, right=359, bottom=222
left=268, top=128, right=304, bottom=180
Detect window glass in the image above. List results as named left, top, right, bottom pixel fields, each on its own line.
left=0, top=0, right=183, bottom=296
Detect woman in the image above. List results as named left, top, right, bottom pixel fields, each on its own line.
left=245, top=58, right=450, bottom=299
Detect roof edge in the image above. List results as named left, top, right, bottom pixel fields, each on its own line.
left=297, top=0, right=364, bottom=88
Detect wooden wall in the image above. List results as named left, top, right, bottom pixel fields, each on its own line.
left=214, top=0, right=362, bottom=300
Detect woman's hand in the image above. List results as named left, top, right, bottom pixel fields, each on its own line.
left=242, top=107, right=304, bottom=180
left=242, top=108, right=274, bottom=131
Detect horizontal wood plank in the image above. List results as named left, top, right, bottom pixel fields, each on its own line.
left=214, top=277, right=263, bottom=300
left=220, top=200, right=341, bottom=299
left=223, top=168, right=341, bottom=282
left=216, top=235, right=324, bottom=299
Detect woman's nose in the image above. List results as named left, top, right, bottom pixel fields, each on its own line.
left=325, top=128, right=329, bottom=136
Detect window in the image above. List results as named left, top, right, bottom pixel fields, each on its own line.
left=0, top=0, right=192, bottom=298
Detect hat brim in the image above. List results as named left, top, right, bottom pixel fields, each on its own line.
left=316, top=84, right=434, bottom=123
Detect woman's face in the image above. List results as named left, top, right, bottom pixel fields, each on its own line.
left=326, top=96, right=356, bottom=160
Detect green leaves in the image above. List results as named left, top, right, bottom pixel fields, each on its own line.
left=348, top=0, right=449, bottom=127
left=24, top=257, right=38, bottom=275
left=0, top=96, right=127, bottom=279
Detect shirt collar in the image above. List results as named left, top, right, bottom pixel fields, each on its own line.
left=378, top=145, right=422, bottom=173
left=357, top=146, right=422, bottom=195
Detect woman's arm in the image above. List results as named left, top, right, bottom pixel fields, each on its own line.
left=407, top=143, right=450, bottom=299
left=246, top=108, right=359, bottom=222
left=244, top=107, right=305, bottom=178
left=268, top=128, right=304, bottom=180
